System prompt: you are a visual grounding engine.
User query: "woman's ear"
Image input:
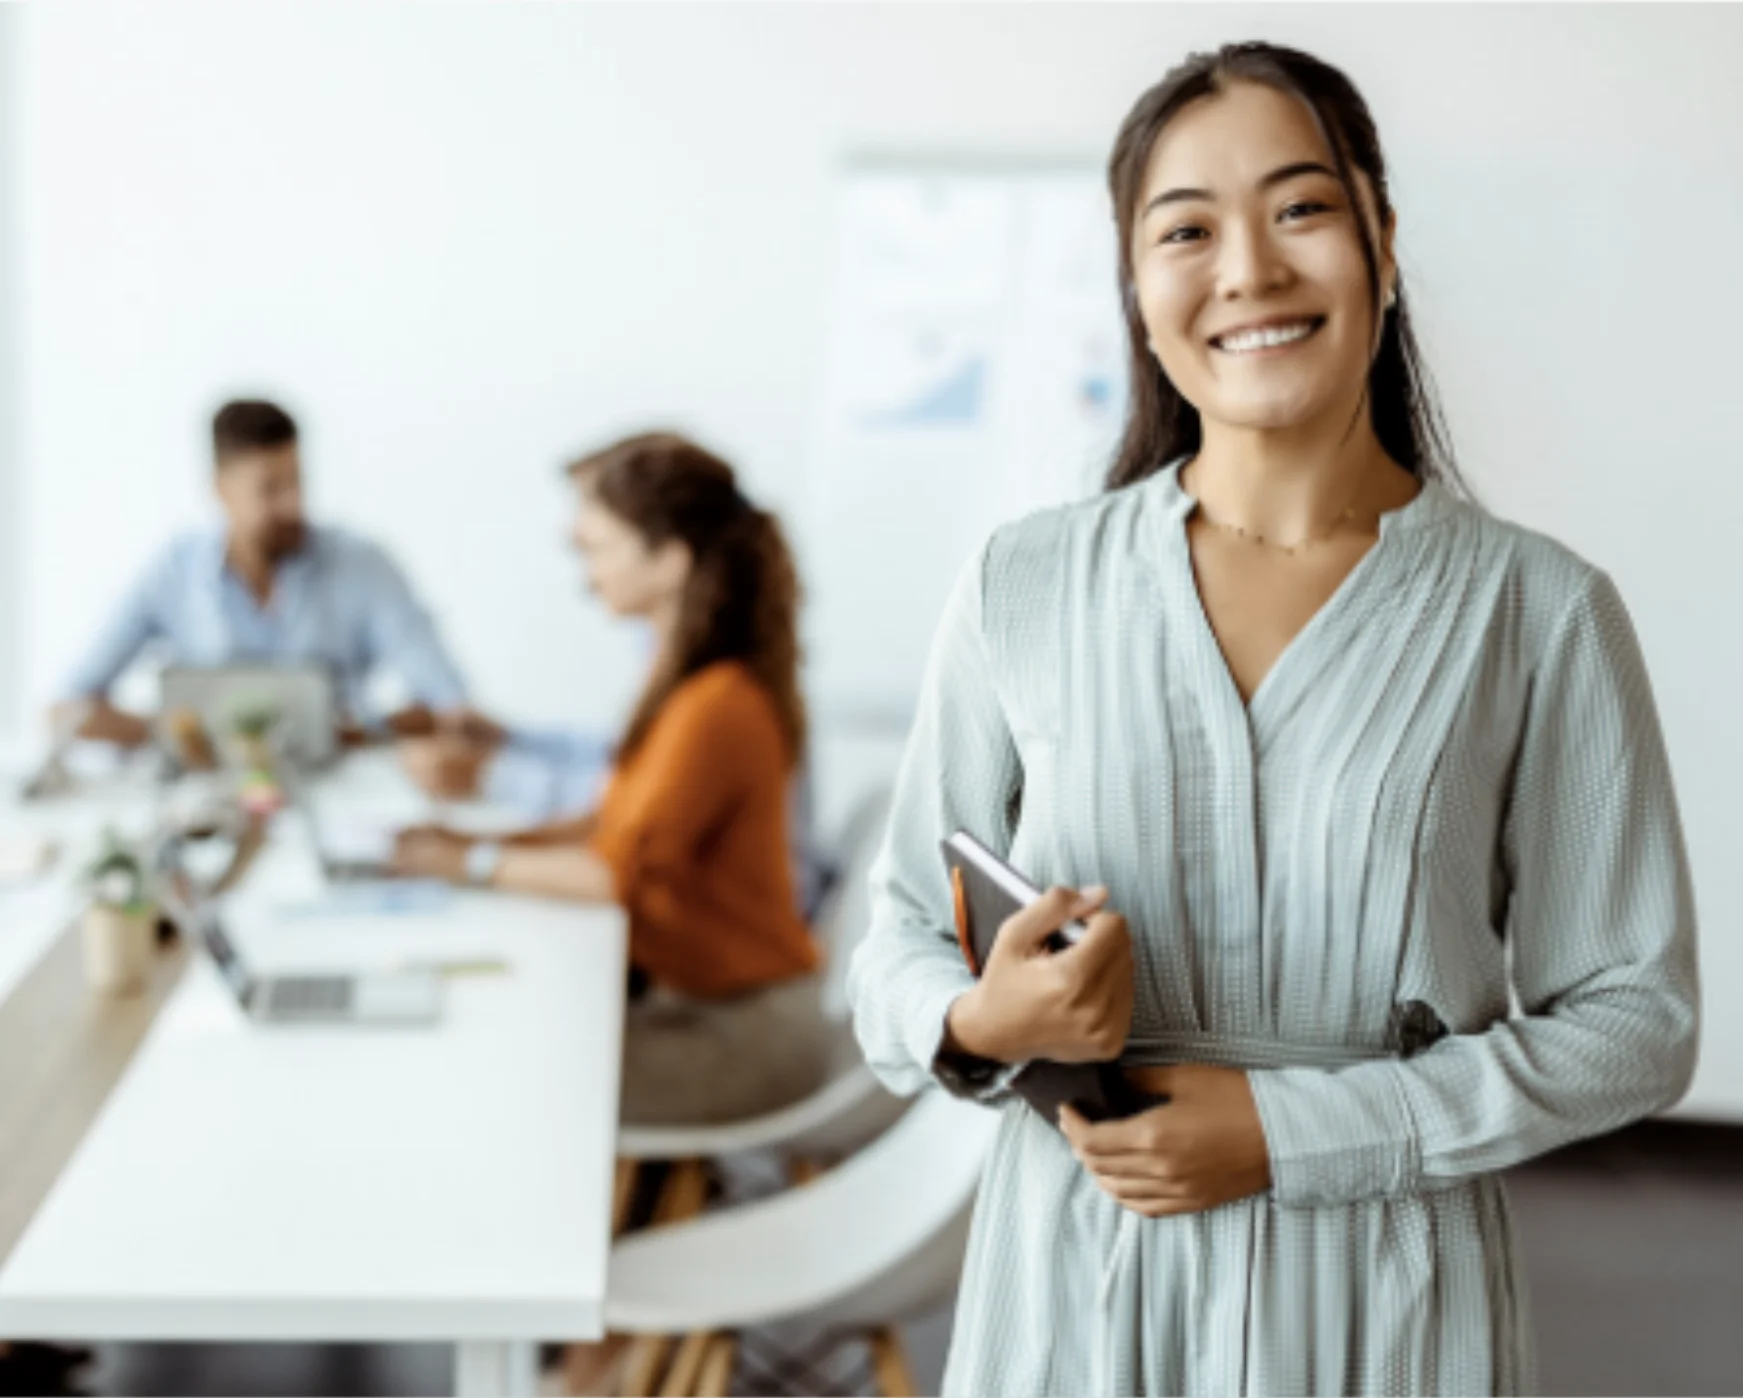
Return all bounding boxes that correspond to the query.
[1380,207,1399,304]
[650,537,693,598]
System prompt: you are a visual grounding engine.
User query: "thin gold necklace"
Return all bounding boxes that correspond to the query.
[1188,475,1368,557]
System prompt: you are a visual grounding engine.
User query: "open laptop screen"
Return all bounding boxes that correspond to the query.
[158,663,339,770]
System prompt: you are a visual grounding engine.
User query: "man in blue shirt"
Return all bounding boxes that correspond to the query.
[54,399,489,748]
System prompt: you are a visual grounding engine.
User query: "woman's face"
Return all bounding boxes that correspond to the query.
[569,491,690,620]
[1129,80,1395,438]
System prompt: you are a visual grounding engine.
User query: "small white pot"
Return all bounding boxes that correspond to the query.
[81,903,157,996]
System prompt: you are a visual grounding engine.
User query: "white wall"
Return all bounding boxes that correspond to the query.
[9,2,1743,1114]
[0,5,18,738]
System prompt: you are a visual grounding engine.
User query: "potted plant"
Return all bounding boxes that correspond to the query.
[228,700,280,772]
[227,700,288,814]
[79,828,157,995]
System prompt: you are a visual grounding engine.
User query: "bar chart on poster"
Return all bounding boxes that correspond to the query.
[803,158,1128,726]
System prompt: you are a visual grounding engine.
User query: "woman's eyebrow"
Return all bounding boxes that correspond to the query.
[1140,160,1339,220]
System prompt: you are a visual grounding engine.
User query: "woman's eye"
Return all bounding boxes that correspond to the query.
[1280,200,1333,221]
[1159,224,1206,246]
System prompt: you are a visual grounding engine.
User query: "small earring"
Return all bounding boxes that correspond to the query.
[1384,286,1398,310]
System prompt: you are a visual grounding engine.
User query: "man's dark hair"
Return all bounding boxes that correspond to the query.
[212,399,298,466]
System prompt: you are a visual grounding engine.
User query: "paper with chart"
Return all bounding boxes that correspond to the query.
[808,163,1128,722]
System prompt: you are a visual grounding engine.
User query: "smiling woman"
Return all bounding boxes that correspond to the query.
[848,39,1699,1398]
[1105,43,1458,500]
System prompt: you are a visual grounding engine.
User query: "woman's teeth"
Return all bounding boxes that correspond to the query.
[1216,320,1318,353]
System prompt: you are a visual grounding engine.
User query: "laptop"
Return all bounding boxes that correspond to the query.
[195,908,445,1025]
[296,795,400,884]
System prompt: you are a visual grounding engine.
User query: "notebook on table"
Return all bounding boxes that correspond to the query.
[940,829,1166,1129]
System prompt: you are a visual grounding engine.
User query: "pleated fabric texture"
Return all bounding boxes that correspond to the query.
[846,459,1699,1397]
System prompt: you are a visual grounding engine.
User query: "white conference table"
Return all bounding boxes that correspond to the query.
[0,755,627,1397]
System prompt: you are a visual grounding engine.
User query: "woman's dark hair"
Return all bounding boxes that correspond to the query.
[566,432,806,766]
[1104,41,1463,495]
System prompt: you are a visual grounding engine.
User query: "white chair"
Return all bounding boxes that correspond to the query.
[606,1089,999,1395]
[613,784,902,1168]
[580,785,925,1396]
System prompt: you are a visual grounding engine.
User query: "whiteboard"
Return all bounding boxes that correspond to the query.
[802,158,1128,725]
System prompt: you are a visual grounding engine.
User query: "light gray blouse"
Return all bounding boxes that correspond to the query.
[846,459,1699,1396]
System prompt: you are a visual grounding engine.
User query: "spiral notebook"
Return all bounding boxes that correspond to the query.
[940,830,1164,1127]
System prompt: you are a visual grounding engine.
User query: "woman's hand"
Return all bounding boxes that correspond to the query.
[945,886,1135,1065]
[390,824,474,883]
[1058,1064,1272,1217]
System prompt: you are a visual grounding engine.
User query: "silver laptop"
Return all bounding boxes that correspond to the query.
[294,791,399,884]
[197,909,444,1026]
[158,662,340,770]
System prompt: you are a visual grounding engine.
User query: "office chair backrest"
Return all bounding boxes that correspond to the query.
[812,784,894,1021]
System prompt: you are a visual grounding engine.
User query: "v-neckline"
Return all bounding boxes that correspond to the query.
[221,541,307,620]
[1157,460,1437,731]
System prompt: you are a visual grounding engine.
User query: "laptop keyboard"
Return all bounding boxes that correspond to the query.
[263,976,355,1016]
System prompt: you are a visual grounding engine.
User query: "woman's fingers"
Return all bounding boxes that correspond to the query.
[1073,909,1126,955]
[392,829,454,870]
[1067,885,1110,921]
[1061,1105,1167,1170]
[1098,1188,1201,1218]
[395,823,449,844]
[1066,1148,1198,1208]
[997,886,1088,956]
[1069,916,1135,999]
[1064,1097,1168,1150]
[1076,1144,1172,1174]
[1080,1163,1189,1192]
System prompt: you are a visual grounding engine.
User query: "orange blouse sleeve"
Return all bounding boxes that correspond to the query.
[587,669,790,982]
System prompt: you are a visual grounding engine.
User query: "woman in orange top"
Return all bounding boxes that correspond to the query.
[392,432,828,1125]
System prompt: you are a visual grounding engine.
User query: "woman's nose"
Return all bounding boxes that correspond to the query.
[1216,215,1289,301]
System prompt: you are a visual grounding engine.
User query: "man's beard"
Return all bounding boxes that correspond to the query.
[260,520,308,561]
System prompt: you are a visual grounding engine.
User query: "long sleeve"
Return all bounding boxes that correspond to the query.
[846,543,1027,1099]
[589,679,764,898]
[59,550,172,699]
[1249,569,1701,1207]
[484,726,613,820]
[588,666,814,997]
[356,543,470,710]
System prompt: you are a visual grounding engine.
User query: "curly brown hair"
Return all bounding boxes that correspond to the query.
[566,432,806,767]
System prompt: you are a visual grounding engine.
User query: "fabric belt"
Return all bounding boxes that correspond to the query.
[1119,1029,1395,1072]
[1088,1030,1401,1395]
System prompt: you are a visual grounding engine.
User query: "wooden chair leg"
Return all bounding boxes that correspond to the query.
[553,1159,647,1394]
[869,1325,917,1397]
[657,1331,712,1397]
[693,1334,736,1398]
[611,1158,639,1238]
[617,1336,673,1398]
[615,1161,712,1396]
[652,1159,708,1224]
[559,1333,631,1396]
